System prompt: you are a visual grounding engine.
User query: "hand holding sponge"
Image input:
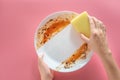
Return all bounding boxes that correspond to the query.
[71,12,90,38]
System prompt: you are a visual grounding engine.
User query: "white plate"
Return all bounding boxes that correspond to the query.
[34,11,93,72]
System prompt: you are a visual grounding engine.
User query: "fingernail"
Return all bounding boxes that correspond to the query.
[38,53,44,58]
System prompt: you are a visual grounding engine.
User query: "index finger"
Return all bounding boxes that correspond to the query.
[88,16,96,31]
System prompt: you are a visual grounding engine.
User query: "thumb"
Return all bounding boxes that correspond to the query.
[38,53,44,64]
[80,33,89,43]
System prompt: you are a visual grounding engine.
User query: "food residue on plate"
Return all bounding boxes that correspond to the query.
[56,43,89,70]
[36,13,77,49]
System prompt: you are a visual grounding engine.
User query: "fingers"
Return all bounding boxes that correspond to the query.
[80,33,89,43]
[88,16,96,31]
[89,16,106,34]
[38,53,44,65]
[92,17,99,29]
[92,17,103,29]
[39,53,44,59]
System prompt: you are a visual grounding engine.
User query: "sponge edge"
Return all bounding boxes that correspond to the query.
[71,11,90,38]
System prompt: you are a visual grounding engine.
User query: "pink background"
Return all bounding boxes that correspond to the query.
[0,0,120,80]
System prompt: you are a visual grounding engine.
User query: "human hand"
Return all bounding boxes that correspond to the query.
[80,16,120,80]
[80,16,111,57]
[38,54,54,80]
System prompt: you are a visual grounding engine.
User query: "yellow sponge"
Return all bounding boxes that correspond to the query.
[71,11,90,38]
